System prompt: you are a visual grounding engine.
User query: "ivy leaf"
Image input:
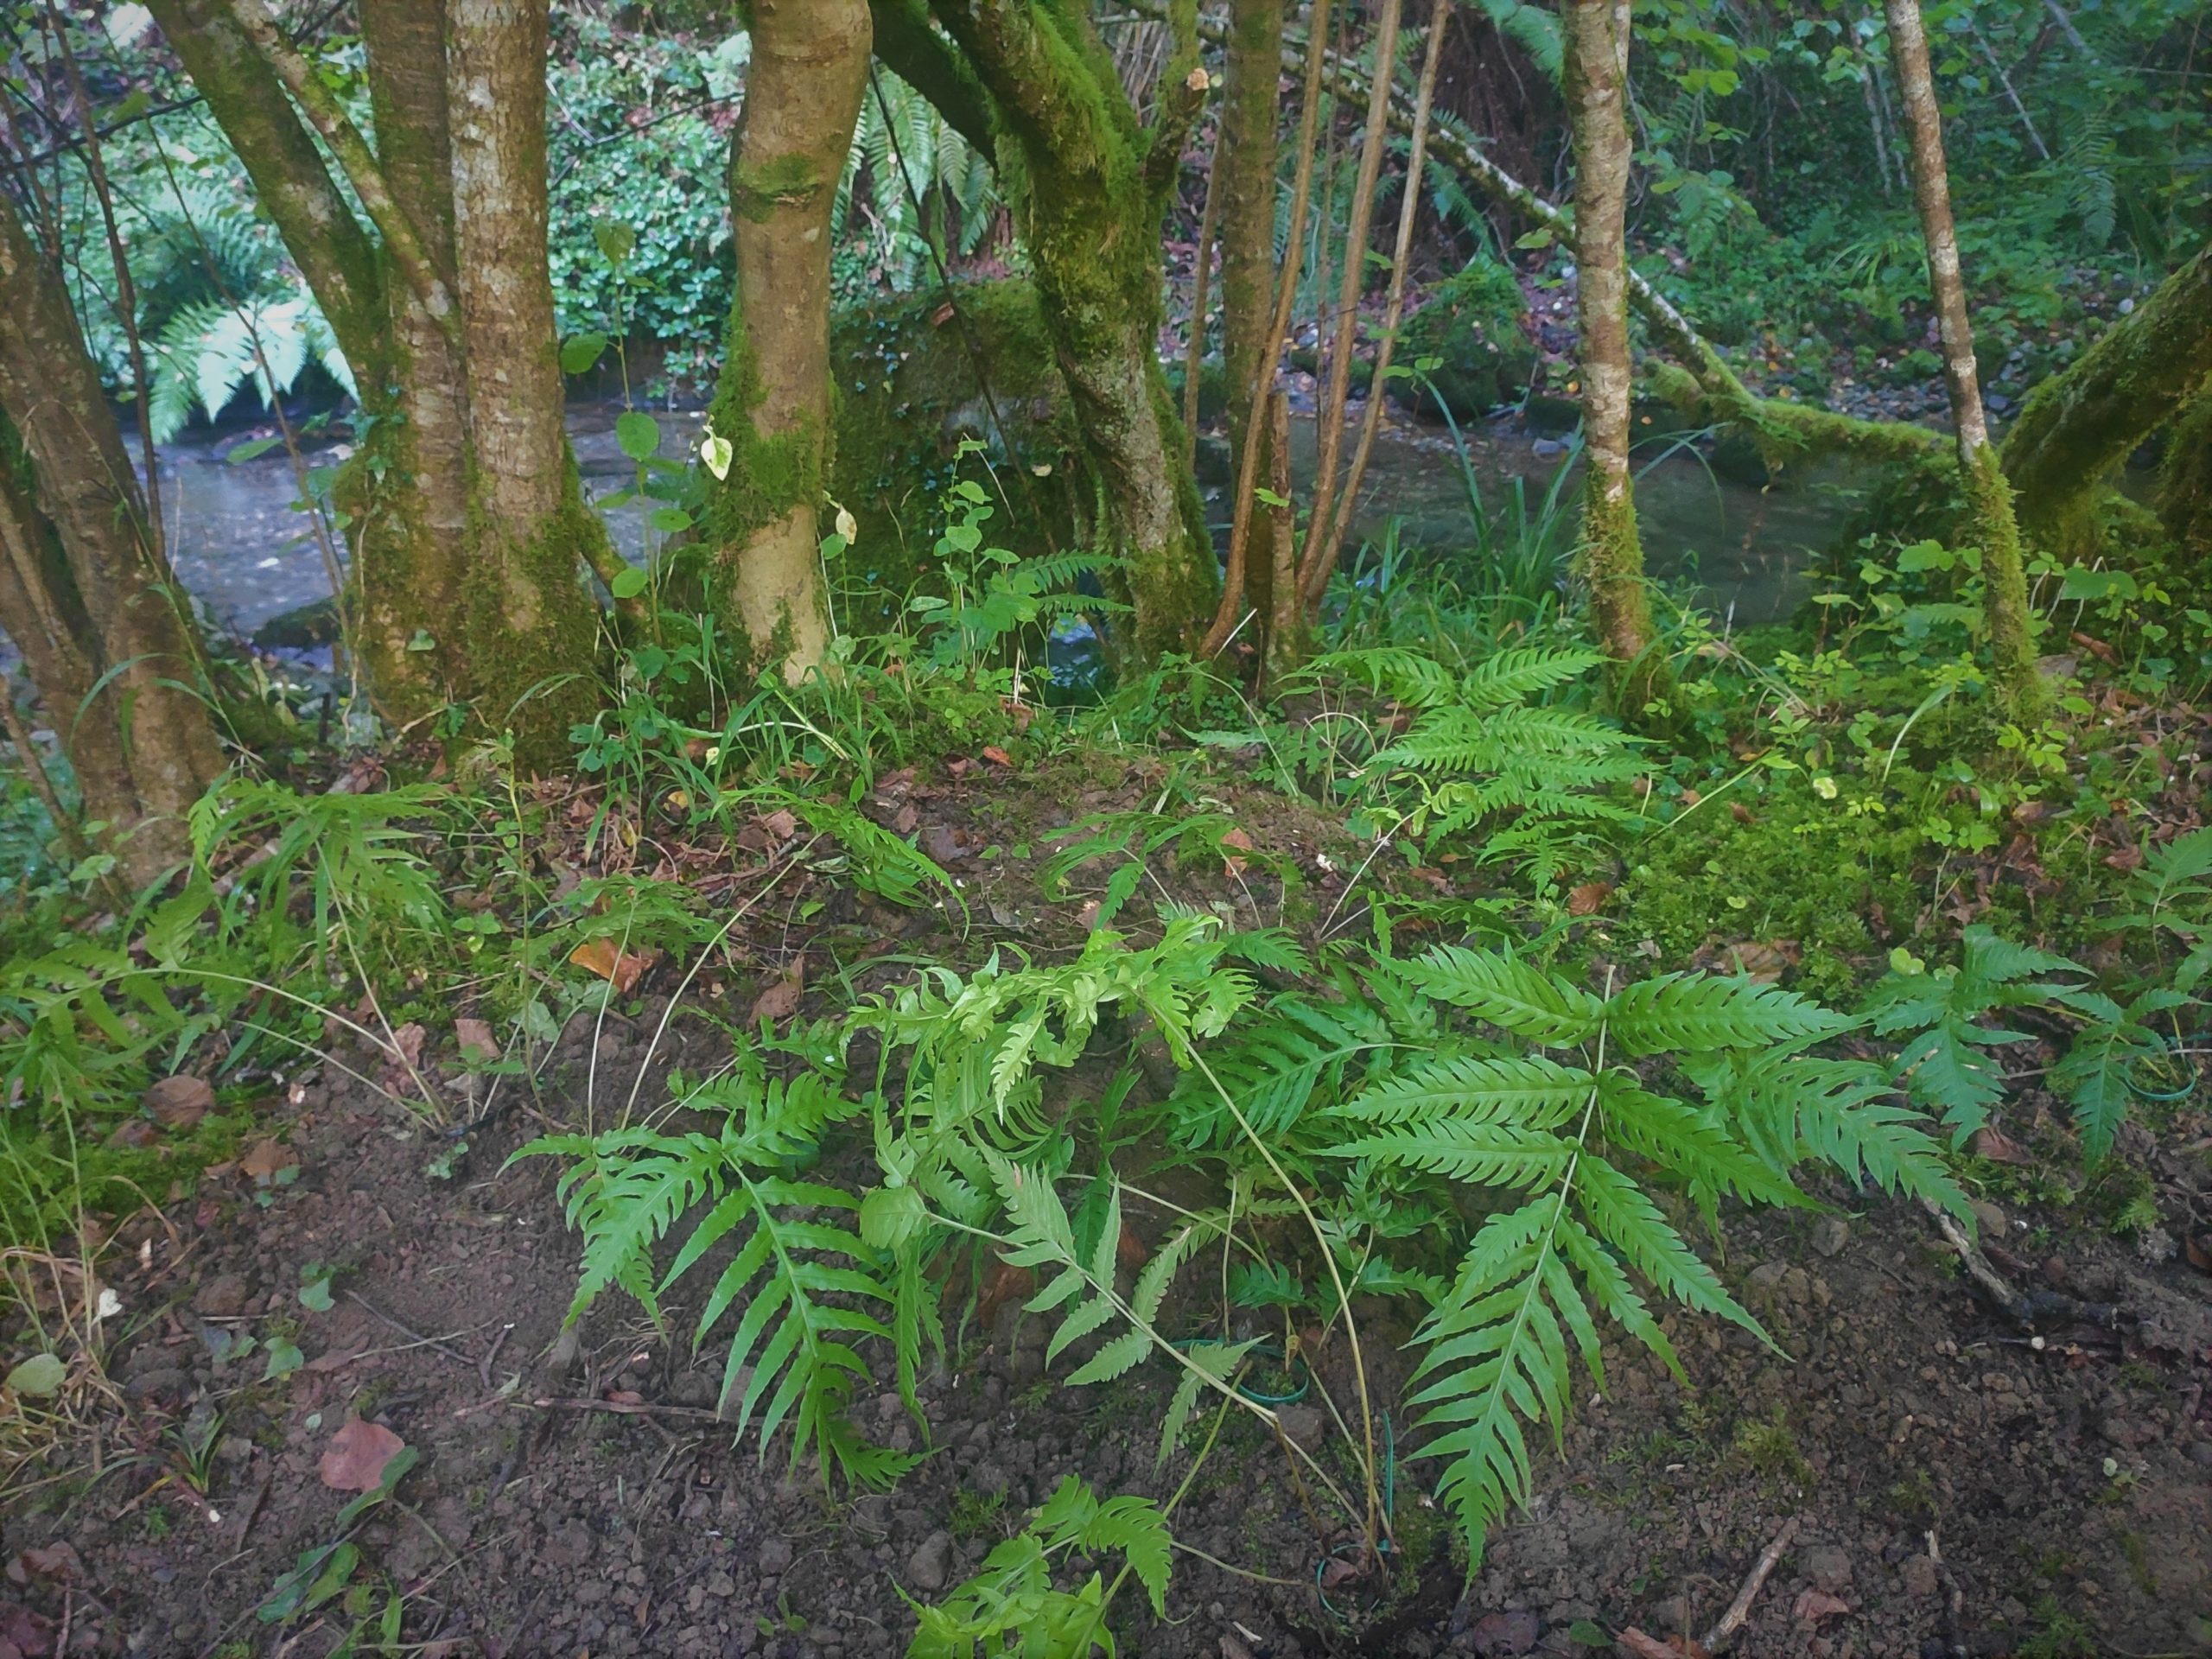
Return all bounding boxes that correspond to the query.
[701,430,734,480]
[594,220,636,265]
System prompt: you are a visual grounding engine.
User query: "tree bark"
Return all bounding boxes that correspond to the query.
[2000,240,2212,549]
[1212,0,1285,658]
[445,0,603,750]
[707,0,872,678]
[1885,0,2042,718]
[2159,391,2212,568]
[0,198,223,882]
[1563,0,1664,709]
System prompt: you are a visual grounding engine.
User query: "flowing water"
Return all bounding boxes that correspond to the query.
[149,397,1872,645]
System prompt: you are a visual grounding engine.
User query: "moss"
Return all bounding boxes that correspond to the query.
[2158,391,2212,565]
[460,465,607,772]
[1580,480,1674,721]
[1958,442,2045,721]
[826,280,1085,622]
[1396,257,1537,422]
[730,151,830,222]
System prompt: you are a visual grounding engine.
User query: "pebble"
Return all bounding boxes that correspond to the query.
[1274,1403,1326,1453]
[1969,1200,2009,1238]
[757,1537,793,1576]
[193,1274,253,1318]
[1809,1216,1849,1257]
[1802,1544,1853,1592]
[1903,1554,1940,1598]
[906,1529,953,1592]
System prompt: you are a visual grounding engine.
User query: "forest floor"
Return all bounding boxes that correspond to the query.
[5,761,2211,1659]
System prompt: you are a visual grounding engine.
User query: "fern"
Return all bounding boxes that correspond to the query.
[516,1071,908,1487]
[906,1476,1170,1657]
[1402,944,1605,1046]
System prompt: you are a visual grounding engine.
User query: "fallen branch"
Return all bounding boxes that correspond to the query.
[1920,1198,2120,1331]
[1702,1515,1799,1652]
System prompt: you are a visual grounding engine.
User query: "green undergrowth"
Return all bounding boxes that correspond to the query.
[5,473,2211,1651]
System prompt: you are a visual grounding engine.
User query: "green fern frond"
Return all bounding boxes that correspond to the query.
[1458,645,1608,710]
[1603,972,1847,1057]
[1593,1074,1804,1209]
[1332,1052,1593,1127]
[1402,946,1603,1046]
[1327,1121,1577,1186]
[1573,1159,1770,1348]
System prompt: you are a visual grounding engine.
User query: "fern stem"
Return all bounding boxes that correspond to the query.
[1185,1045,1385,1559]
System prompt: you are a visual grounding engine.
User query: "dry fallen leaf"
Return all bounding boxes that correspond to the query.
[981,746,1014,767]
[238,1138,299,1186]
[144,1075,213,1128]
[454,1018,499,1064]
[1611,1630,1687,1659]
[1968,1125,2032,1165]
[1567,880,1613,916]
[569,937,659,995]
[749,958,807,1027]
[1792,1589,1852,1623]
[757,808,799,842]
[319,1418,405,1492]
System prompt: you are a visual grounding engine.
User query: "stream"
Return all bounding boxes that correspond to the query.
[150,396,1872,646]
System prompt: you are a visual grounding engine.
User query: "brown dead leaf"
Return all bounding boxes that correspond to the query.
[1116,1222,1149,1273]
[980,746,1014,768]
[2103,842,2145,871]
[238,1137,299,1186]
[569,937,658,995]
[1968,1125,2032,1165]
[305,1350,366,1374]
[1730,799,1755,825]
[2070,630,2120,666]
[0,1599,51,1659]
[605,1389,645,1407]
[105,1118,161,1149]
[1567,880,1613,916]
[144,1074,213,1128]
[1791,1589,1852,1623]
[748,958,807,1027]
[1318,1557,1362,1590]
[1219,829,1255,854]
[8,1544,81,1584]
[1728,938,1801,982]
[2183,1232,2210,1274]
[1678,788,1702,810]
[1611,1628,1683,1659]
[454,1018,499,1064]
[319,1418,405,1492]
[1077,899,1102,931]
[758,808,799,842]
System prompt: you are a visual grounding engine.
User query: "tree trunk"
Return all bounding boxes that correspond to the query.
[153,0,612,760]
[445,0,603,754]
[1884,0,2043,719]
[0,200,224,883]
[893,0,1217,662]
[1214,0,1285,664]
[2000,239,2212,550]
[1563,0,1664,710]
[706,0,872,678]
[2159,391,2212,567]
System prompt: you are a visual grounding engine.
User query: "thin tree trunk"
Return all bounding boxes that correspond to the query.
[1209,0,1287,653]
[1300,0,1402,607]
[1563,0,1665,709]
[446,0,603,754]
[1199,0,1331,666]
[1885,0,2043,717]
[706,0,873,678]
[0,197,223,880]
[1299,0,1448,610]
[2160,392,2212,567]
[1181,148,1220,471]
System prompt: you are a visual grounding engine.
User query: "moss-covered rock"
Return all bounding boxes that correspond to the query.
[1392,258,1537,423]
[829,280,1084,626]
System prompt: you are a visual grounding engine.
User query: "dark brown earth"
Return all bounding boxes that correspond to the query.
[3,763,2209,1659]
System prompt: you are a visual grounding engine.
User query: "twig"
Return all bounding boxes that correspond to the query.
[479,1323,513,1389]
[1701,1515,1799,1652]
[345,1294,478,1370]
[1923,1198,2026,1316]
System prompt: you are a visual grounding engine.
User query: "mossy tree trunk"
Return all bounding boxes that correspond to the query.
[0,198,225,884]
[706,0,872,679]
[880,0,1217,660]
[1563,0,1666,712]
[1884,0,2043,719]
[150,0,608,764]
[1215,0,1285,667]
[2159,391,2212,567]
[2000,239,2212,552]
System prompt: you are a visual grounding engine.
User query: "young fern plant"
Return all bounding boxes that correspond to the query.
[1313,944,1968,1558]
[514,1066,918,1490]
[1306,644,1647,883]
